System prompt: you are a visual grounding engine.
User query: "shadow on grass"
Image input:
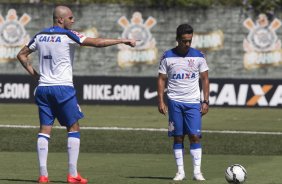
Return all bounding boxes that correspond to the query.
[0,178,67,183]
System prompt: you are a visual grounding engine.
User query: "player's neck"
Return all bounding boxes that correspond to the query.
[53,23,64,29]
[175,47,189,56]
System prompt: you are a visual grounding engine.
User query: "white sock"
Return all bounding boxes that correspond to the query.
[37,133,50,177]
[174,149,184,174]
[68,133,80,177]
[190,148,202,175]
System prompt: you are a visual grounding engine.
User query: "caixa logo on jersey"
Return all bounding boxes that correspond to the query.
[172,73,196,79]
[0,9,31,62]
[208,79,282,107]
[38,35,61,42]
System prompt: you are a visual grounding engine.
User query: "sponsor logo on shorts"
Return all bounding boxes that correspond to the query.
[168,121,175,132]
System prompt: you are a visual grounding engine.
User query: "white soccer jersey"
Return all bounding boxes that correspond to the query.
[27,26,86,86]
[158,48,209,103]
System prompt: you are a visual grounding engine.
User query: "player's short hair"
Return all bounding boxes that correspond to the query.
[176,24,193,39]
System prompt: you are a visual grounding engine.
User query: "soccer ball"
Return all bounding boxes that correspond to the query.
[225,164,247,184]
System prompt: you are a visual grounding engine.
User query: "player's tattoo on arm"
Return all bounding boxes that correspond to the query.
[22,60,33,68]
[18,47,33,68]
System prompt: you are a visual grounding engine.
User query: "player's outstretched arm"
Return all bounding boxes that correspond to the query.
[81,37,136,47]
[17,46,40,80]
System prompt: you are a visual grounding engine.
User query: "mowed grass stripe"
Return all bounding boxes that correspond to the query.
[1,104,282,132]
[2,124,282,135]
[1,104,282,155]
[1,127,282,155]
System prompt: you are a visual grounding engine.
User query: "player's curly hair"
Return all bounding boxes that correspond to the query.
[176,24,193,39]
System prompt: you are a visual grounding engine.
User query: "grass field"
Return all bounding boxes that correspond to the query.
[1,103,282,131]
[1,152,282,184]
[1,104,282,184]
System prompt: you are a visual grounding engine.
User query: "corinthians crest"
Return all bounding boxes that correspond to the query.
[117,12,158,67]
[0,9,31,62]
[243,14,282,69]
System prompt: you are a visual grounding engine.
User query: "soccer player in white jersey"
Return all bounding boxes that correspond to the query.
[17,5,136,184]
[157,24,209,181]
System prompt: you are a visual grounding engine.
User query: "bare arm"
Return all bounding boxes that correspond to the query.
[17,46,40,80]
[200,70,210,115]
[157,73,167,115]
[81,37,136,47]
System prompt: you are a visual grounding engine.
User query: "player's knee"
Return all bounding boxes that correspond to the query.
[39,125,52,135]
[174,136,184,143]
[67,122,80,132]
[189,134,200,143]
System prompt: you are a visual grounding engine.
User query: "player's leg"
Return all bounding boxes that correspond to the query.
[67,123,82,178]
[173,136,186,180]
[168,99,186,181]
[188,135,205,180]
[184,103,205,181]
[37,126,52,183]
[66,122,87,183]
[54,86,87,183]
[35,86,55,183]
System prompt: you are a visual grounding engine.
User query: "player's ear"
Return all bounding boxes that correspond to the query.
[58,17,64,24]
[176,37,180,44]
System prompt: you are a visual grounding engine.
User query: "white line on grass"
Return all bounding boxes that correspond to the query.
[1,124,282,135]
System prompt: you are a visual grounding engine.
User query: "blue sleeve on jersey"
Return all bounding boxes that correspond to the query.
[38,26,82,45]
[187,48,205,58]
[66,30,82,44]
[27,36,35,47]
[163,47,205,58]
[163,49,176,59]
[27,27,51,48]
[162,48,205,59]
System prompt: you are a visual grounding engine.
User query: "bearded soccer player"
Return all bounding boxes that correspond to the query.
[157,24,209,181]
[17,5,136,184]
